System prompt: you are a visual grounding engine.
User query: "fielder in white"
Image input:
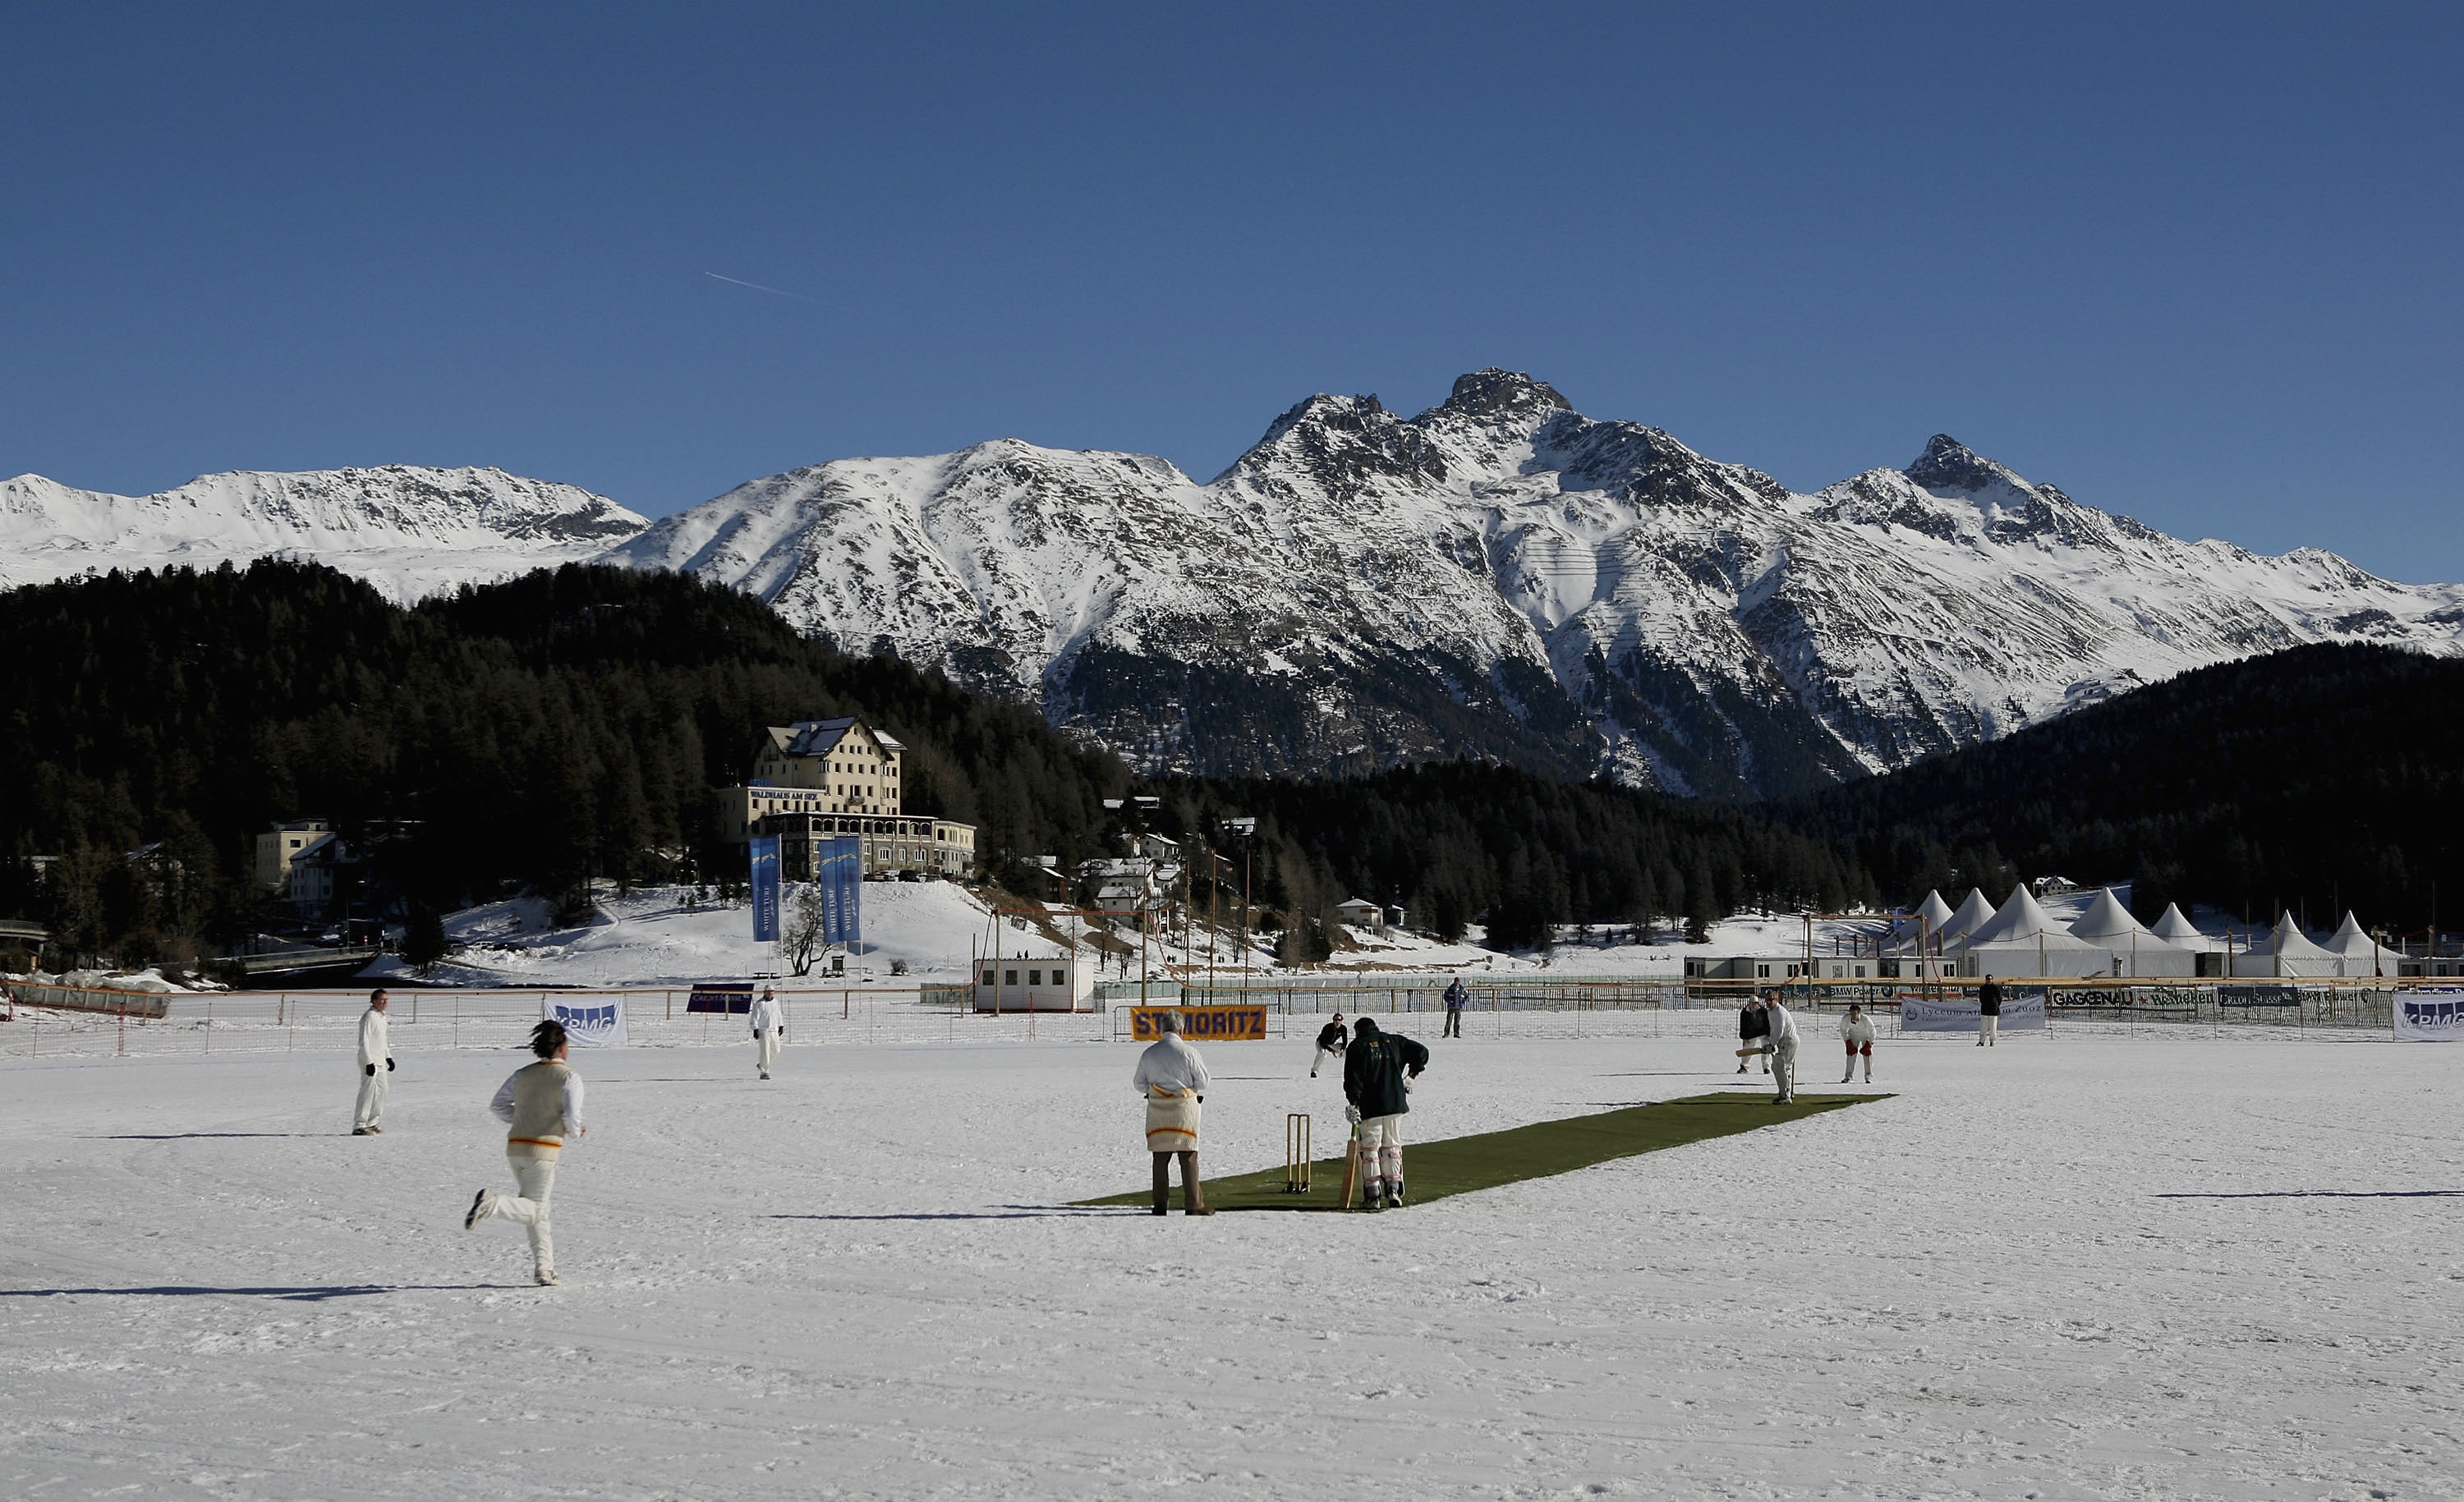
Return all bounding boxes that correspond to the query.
[750,985,784,1079]
[1839,1002,1876,1083]
[352,989,391,1135]
[1762,991,1800,1105]
[1133,1011,1211,1216]
[464,1018,586,1286]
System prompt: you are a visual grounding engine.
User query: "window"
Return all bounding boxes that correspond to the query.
[1028,970,1042,985]
[1004,970,1018,986]
[1755,964,1770,978]
[1050,965,1066,982]
[980,969,995,987]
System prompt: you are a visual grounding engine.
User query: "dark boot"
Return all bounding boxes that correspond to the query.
[1178,1151,1212,1215]
[1151,1154,1170,1215]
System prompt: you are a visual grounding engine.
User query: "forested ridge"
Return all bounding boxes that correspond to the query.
[4,563,2454,967]
[1787,642,2464,934]
[0,562,1849,963]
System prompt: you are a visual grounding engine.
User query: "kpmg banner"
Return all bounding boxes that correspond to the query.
[749,836,781,943]
[545,995,627,1047]
[1901,991,2049,1033]
[2394,987,2464,1042]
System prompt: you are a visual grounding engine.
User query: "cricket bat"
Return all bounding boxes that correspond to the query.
[1340,1124,1362,1209]
[1734,1045,1769,1058]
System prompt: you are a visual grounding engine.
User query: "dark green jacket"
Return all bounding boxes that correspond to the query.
[1343,1026,1428,1118]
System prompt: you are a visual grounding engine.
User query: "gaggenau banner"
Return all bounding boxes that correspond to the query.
[2393,988,2464,1042]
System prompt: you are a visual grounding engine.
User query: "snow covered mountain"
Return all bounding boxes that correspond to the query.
[0,466,648,601]
[605,370,2464,796]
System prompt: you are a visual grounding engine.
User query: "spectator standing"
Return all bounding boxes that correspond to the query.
[1978,976,2003,1048]
[352,989,392,1136]
[1441,977,1469,1038]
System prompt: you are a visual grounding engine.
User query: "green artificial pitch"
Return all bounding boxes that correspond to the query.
[1075,1091,1890,1212]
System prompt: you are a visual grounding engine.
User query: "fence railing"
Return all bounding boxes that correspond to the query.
[2,973,2441,1061]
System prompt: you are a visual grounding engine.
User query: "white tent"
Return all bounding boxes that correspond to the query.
[2232,913,2342,978]
[2322,912,2398,978]
[2149,903,2213,950]
[1961,884,2121,978]
[1896,889,1956,944]
[1939,888,1997,948]
[2068,888,2197,977]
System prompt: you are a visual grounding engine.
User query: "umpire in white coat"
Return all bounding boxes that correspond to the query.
[749,986,784,1079]
[352,989,391,1135]
[1133,1012,1212,1216]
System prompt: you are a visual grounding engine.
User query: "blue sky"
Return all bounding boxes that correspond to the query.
[4,3,2458,578]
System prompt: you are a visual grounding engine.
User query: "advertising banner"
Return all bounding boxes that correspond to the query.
[833,835,862,948]
[686,981,752,1014]
[2394,988,2464,1042]
[749,836,781,943]
[2220,985,2303,1008]
[1901,991,2048,1033]
[1127,1004,1268,1042]
[545,994,627,1046]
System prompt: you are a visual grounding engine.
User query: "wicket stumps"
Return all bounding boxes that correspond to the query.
[1285,1113,1312,1193]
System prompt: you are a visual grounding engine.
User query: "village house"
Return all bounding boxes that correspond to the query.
[715,716,977,880]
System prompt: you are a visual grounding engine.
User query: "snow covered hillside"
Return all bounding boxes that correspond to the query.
[0,466,647,601]
[606,370,2464,796]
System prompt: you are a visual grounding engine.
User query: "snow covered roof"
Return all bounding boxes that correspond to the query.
[1334,896,1382,912]
[2070,888,2156,944]
[2149,903,2209,944]
[1940,888,1998,944]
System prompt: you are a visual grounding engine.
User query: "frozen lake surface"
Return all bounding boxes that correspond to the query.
[1,1017,2454,1500]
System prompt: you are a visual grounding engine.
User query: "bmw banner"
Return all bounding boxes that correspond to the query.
[2394,987,2464,1041]
[749,836,781,943]
[545,995,627,1047]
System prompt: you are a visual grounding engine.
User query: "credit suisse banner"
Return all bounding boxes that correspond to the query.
[1128,1004,1268,1042]
[545,995,628,1047]
[2394,987,2464,1042]
[1900,991,2048,1032]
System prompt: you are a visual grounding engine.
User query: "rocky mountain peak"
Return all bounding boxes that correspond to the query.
[1434,369,1572,423]
[1904,434,2014,494]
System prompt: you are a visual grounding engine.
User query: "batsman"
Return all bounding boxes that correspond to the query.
[1341,1016,1428,1210]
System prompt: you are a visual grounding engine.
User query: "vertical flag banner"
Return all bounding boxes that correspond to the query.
[837,835,863,949]
[819,838,844,948]
[749,836,781,943]
[545,995,627,1046]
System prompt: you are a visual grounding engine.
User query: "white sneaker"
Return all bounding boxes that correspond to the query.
[464,1190,491,1229]
[535,1269,561,1287]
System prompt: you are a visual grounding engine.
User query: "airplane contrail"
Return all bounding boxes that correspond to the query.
[705,271,825,304]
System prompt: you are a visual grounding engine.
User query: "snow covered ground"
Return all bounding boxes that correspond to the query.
[2,1019,2453,1500]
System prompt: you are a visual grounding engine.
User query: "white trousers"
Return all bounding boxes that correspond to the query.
[354,1068,388,1130]
[1312,1047,1340,1076]
[1979,1015,1999,1045]
[490,1157,558,1275]
[756,1029,781,1071]
[1769,1036,1798,1100]
[1359,1114,1404,1182]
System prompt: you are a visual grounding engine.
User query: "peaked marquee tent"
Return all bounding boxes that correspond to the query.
[2068,888,2198,977]
[1957,884,2119,978]
[2323,912,2399,977]
[2149,903,2213,950]
[1896,889,1956,943]
[2232,913,2343,978]
[1938,888,1998,949]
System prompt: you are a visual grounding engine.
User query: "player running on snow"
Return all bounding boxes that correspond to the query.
[464,1018,586,1285]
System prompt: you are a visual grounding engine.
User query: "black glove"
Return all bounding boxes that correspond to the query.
[365,1063,375,1077]
[386,1059,395,1072]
